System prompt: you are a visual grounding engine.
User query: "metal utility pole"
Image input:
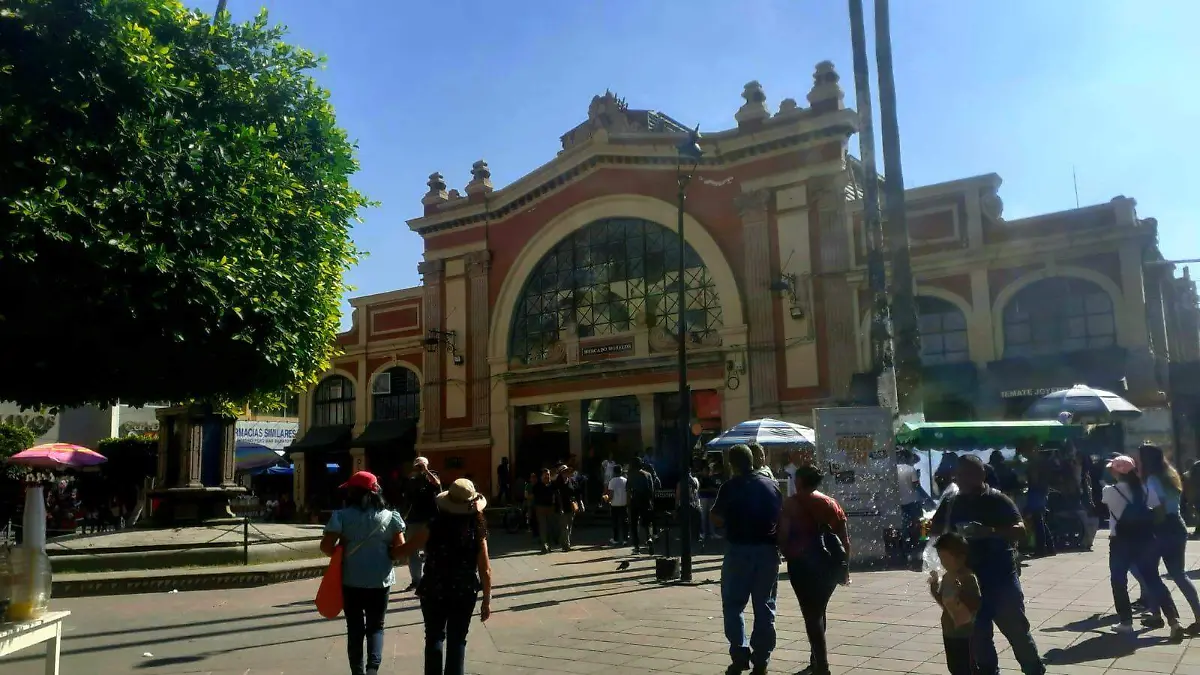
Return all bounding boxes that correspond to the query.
[675,127,703,583]
[874,0,923,417]
[848,0,897,412]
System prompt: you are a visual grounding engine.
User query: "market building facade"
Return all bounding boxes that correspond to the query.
[290,61,1200,507]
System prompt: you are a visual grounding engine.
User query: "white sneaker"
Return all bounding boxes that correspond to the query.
[1116,622,1135,634]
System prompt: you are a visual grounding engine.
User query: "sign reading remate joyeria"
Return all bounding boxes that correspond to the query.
[580,341,633,359]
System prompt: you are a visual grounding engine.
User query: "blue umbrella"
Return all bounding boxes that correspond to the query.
[706,418,816,449]
[235,442,286,472]
[252,463,341,476]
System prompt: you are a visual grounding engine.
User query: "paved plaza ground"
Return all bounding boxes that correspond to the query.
[6,527,1200,674]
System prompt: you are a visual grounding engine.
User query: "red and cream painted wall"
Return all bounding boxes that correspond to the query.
[295,59,1200,492]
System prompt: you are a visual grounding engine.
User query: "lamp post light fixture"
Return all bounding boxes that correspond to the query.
[675,125,702,583]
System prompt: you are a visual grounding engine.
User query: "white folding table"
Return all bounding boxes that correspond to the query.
[0,610,70,675]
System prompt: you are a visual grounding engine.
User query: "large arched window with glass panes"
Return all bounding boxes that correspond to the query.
[917,296,970,364]
[312,375,355,427]
[1002,277,1116,358]
[372,367,421,422]
[509,217,723,363]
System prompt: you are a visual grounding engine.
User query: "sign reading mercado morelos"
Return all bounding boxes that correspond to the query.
[235,420,298,450]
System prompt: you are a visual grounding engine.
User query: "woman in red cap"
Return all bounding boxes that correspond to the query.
[319,471,407,675]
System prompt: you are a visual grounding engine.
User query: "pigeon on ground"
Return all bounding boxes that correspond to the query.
[617,561,631,571]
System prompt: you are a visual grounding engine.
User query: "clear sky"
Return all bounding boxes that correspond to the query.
[229,0,1200,319]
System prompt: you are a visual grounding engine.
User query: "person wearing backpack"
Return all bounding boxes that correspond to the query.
[1101,454,1184,639]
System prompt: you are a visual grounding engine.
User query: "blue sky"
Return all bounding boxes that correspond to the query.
[229,0,1200,318]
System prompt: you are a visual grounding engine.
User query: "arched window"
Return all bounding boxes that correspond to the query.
[509,217,723,362]
[1003,276,1116,358]
[372,367,420,422]
[312,375,355,427]
[917,296,969,364]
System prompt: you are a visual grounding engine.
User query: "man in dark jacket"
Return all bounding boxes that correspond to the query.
[627,457,660,554]
[402,456,440,591]
[553,465,580,551]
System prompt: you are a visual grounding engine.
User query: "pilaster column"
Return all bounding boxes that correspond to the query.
[737,190,779,408]
[354,356,368,432]
[185,417,203,488]
[468,250,492,430]
[419,260,445,441]
[155,412,170,486]
[220,418,237,488]
[1118,241,1149,350]
[349,448,367,473]
[815,178,857,400]
[290,452,307,508]
[568,400,585,465]
[637,393,657,452]
[968,268,996,363]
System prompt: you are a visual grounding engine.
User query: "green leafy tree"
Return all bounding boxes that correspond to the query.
[0,422,36,482]
[96,434,159,523]
[0,1,367,411]
[0,423,37,462]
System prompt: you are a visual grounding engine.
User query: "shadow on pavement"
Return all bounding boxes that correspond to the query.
[1043,632,1154,665]
[1040,612,1119,633]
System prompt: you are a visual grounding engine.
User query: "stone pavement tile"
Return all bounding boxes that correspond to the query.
[828,642,887,657]
[877,646,937,662]
[1113,653,1181,672]
[1176,664,1200,675]
[825,651,870,668]
[906,662,956,675]
[666,662,731,675]
[1044,665,1110,675]
[856,656,927,672]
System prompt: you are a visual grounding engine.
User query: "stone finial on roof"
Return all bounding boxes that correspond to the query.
[422,172,449,207]
[807,61,844,113]
[735,80,770,126]
[466,160,493,196]
[448,189,462,200]
[777,98,800,117]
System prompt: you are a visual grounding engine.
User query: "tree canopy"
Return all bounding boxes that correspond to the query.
[0,423,37,462]
[0,0,367,411]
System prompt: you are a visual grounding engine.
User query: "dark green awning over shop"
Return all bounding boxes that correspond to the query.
[288,425,352,453]
[351,419,416,449]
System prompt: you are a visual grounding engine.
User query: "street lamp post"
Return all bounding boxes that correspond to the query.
[676,126,703,583]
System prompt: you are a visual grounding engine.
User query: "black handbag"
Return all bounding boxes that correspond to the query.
[817,524,847,570]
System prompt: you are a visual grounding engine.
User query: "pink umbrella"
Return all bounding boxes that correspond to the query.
[8,443,108,470]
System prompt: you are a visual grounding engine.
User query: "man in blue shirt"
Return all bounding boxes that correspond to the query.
[710,444,783,675]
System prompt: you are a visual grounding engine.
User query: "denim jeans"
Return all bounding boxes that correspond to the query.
[1158,515,1200,621]
[407,522,428,585]
[343,585,389,675]
[1110,533,1178,625]
[721,543,780,668]
[421,594,478,675]
[971,575,1045,675]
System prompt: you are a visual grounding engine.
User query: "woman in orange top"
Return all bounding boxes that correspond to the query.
[778,464,850,675]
